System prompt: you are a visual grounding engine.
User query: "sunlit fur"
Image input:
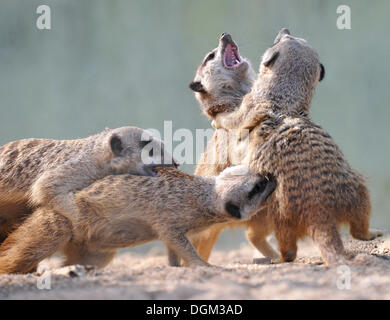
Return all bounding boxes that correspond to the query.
[0,166,276,273]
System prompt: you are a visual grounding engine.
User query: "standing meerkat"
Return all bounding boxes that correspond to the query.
[188,33,279,262]
[0,166,276,274]
[212,29,380,264]
[0,126,175,242]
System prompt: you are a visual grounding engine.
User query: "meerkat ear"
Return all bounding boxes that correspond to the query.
[110,135,124,156]
[274,28,290,44]
[263,50,279,68]
[319,63,325,81]
[189,81,206,93]
[225,201,241,219]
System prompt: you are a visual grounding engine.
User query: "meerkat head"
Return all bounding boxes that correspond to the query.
[214,165,276,220]
[257,28,325,115]
[189,33,256,119]
[106,126,177,176]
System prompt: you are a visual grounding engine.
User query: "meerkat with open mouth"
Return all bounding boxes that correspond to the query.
[211,29,380,265]
[187,33,279,263]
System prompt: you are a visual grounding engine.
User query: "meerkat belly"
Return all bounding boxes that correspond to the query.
[87,217,158,250]
[252,122,359,215]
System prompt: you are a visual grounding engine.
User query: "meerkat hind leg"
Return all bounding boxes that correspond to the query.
[350,218,383,241]
[0,208,72,274]
[310,223,347,265]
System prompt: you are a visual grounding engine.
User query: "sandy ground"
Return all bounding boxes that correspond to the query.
[0,235,389,300]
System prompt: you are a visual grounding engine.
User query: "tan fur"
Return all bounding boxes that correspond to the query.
[209,29,379,265]
[0,166,276,273]
[0,126,175,242]
[190,33,255,119]
[189,33,279,262]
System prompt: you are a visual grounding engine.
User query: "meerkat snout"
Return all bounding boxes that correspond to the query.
[216,166,276,220]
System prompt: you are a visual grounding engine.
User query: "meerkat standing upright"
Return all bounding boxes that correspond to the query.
[0,166,276,274]
[212,29,380,264]
[188,33,280,262]
[0,126,175,242]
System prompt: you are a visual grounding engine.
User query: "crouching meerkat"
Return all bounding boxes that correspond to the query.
[0,126,175,243]
[188,33,279,262]
[0,166,276,274]
[212,29,381,264]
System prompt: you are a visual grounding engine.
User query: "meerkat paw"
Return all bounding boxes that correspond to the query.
[270,258,283,264]
[187,260,212,268]
[52,264,96,277]
[354,229,383,241]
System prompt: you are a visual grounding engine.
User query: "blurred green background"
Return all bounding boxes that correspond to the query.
[0,0,389,251]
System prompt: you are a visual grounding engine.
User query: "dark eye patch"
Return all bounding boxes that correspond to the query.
[248,179,267,200]
[225,201,241,219]
[204,52,216,64]
[319,63,325,81]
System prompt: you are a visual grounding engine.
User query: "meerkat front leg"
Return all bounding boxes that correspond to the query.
[167,247,181,267]
[0,208,72,274]
[161,232,211,267]
[349,210,383,241]
[274,224,298,263]
[30,163,90,223]
[212,104,266,131]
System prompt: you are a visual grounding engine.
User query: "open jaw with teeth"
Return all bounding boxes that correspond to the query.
[223,43,242,68]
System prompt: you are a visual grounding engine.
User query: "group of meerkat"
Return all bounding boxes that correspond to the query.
[0,123,274,273]
[188,29,380,265]
[0,28,380,274]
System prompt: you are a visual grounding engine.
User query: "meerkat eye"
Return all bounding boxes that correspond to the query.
[248,179,267,200]
[149,148,154,158]
[205,52,215,63]
[225,201,241,219]
[319,63,325,81]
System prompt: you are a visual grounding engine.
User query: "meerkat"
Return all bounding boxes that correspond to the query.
[212,29,380,265]
[212,28,324,130]
[189,32,256,119]
[188,33,279,263]
[0,166,276,274]
[0,126,175,242]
